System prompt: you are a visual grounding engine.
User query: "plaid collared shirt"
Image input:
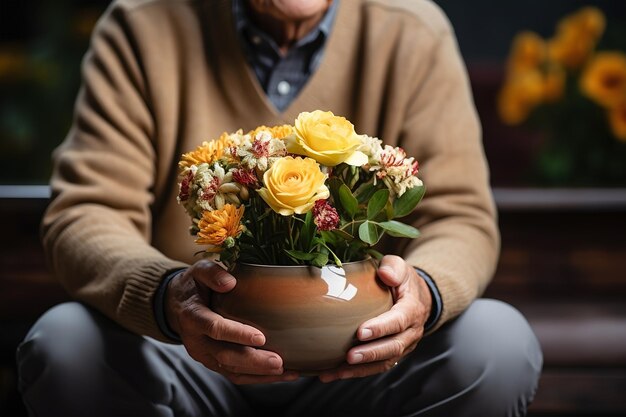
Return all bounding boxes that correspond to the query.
[232,0,339,112]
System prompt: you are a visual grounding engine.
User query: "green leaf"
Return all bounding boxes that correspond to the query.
[355,182,377,204]
[367,189,390,220]
[300,211,315,251]
[366,248,384,260]
[378,220,420,238]
[320,229,354,245]
[393,185,426,218]
[311,252,329,268]
[328,177,344,205]
[338,184,359,219]
[358,221,380,245]
[285,250,317,261]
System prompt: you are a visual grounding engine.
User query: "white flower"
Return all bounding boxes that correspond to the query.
[181,162,242,214]
[233,130,287,172]
[358,134,383,164]
[369,145,421,197]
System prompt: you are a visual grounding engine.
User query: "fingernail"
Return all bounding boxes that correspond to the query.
[268,356,281,369]
[218,276,235,287]
[360,328,373,340]
[351,352,363,364]
[252,334,265,346]
[379,266,395,279]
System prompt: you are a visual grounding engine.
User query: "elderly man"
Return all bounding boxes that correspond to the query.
[17,0,542,415]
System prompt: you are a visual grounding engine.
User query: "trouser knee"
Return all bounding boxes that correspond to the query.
[444,299,543,416]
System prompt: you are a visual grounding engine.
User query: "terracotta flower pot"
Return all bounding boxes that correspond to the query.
[211,259,393,372]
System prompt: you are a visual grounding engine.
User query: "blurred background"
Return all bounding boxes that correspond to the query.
[1,1,625,416]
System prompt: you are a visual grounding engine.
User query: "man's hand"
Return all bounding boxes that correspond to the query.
[319,255,432,383]
[165,260,299,384]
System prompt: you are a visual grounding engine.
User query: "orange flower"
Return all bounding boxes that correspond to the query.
[195,204,245,251]
[580,52,626,108]
[608,103,626,142]
[548,7,605,69]
[506,31,546,74]
[248,124,294,140]
[498,70,545,125]
[179,132,232,169]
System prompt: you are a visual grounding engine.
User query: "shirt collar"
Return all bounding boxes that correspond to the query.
[232,0,338,50]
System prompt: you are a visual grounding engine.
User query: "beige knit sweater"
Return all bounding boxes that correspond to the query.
[42,0,500,342]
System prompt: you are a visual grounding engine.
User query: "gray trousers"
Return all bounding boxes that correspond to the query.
[16,299,542,417]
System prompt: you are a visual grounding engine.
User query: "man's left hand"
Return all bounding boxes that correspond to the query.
[318,255,432,382]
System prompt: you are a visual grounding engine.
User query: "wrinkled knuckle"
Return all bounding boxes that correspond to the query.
[397,311,411,331]
[205,318,222,339]
[391,338,405,356]
[368,349,383,362]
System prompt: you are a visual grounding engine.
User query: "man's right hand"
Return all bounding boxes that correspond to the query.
[165,260,299,384]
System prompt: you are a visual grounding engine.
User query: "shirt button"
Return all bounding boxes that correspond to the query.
[251,35,262,45]
[277,81,291,96]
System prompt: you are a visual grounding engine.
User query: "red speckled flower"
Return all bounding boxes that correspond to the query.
[313,199,339,231]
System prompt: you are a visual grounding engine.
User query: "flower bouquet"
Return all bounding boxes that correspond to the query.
[498,6,626,186]
[177,110,425,269]
[176,110,425,371]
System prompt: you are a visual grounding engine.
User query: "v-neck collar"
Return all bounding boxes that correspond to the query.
[206,0,362,124]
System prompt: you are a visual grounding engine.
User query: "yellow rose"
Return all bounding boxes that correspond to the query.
[287,110,368,167]
[257,156,330,216]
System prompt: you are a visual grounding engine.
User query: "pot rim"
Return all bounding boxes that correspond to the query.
[235,257,375,269]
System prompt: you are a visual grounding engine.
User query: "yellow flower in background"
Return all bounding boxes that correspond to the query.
[543,65,566,102]
[580,52,626,108]
[248,124,293,140]
[257,156,329,216]
[179,132,232,169]
[498,69,545,125]
[608,103,626,142]
[288,110,368,167]
[548,7,605,69]
[559,6,606,42]
[195,204,245,251]
[506,31,546,74]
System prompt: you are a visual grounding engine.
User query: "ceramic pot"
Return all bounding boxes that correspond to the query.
[211,259,393,372]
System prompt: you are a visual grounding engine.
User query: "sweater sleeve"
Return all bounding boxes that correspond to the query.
[395,20,500,332]
[41,2,187,341]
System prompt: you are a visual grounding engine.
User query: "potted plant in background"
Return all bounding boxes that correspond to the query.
[177,110,425,372]
[498,6,626,186]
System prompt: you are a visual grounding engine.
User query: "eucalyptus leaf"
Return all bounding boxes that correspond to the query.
[358,221,380,245]
[367,189,390,220]
[378,220,420,238]
[338,184,359,219]
[393,185,425,218]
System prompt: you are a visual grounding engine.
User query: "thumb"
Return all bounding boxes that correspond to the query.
[190,260,237,293]
[377,255,406,288]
